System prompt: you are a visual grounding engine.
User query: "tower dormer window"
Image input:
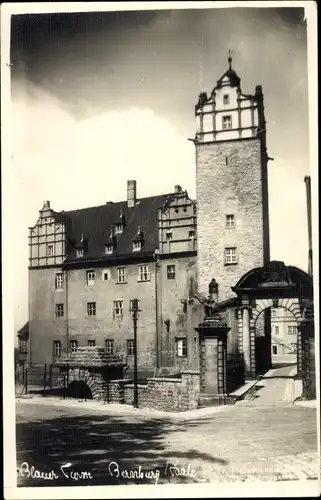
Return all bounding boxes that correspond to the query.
[223,94,230,105]
[115,224,123,234]
[222,115,232,130]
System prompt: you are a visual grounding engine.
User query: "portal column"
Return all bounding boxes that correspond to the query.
[298,305,315,399]
[242,305,251,377]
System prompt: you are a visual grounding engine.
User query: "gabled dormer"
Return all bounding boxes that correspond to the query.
[114,210,126,235]
[132,226,144,252]
[105,230,117,255]
[75,234,88,258]
[158,185,197,254]
[28,200,67,268]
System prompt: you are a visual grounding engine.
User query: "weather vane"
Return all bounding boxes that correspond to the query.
[228,48,233,69]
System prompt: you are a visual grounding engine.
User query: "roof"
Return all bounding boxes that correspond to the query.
[17,321,29,335]
[54,346,127,369]
[62,193,173,263]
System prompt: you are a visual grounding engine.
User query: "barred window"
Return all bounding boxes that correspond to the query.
[176,338,187,357]
[167,265,176,280]
[138,265,149,282]
[113,301,123,317]
[70,340,78,353]
[226,214,235,228]
[55,303,64,318]
[127,339,136,356]
[105,339,114,355]
[222,115,232,129]
[55,273,64,289]
[117,267,127,284]
[225,247,237,264]
[53,340,61,357]
[87,302,96,316]
[86,270,95,286]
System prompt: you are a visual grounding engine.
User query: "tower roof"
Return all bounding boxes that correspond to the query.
[216,54,241,89]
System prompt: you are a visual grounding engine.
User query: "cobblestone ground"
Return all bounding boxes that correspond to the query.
[15,393,319,487]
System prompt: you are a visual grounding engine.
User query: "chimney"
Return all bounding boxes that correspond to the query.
[174,185,182,193]
[304,176,313,276]
[127,180,137,208]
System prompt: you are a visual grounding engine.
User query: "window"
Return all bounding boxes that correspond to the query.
[113,300,123,318]
[88,340,96,347]
[55,273,64,289]
[226,214,235,228]
[176,338,187,357]
[189,230,195,239]
[166,232,173,241]
[53,340,61,357]
[225,247,237,264]
[47,245,53,257]
[102,270,110,281]
[272,345,278,355]
[167,265,176,280]
[55,303,64,318]
[127,339,136,356]
[291,343,297,353]
[70,340,78,353]
[117,267,127,284]
[76,248,84,258]
[133,241,142,252]
[288,325,298,335]
[86,270,95,286]
[222,115,232,130]
[274,326,279,335]
[272,309,277,317]
[105,339,114,355]
[87,302,96,316]
[129,299,140,311]
[138,265,150,282]
[105,244,113,254]
[223,94,230,105]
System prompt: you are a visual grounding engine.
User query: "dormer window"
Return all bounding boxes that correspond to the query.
[115,209,126,235]
[105,244,113,255]
[133,241,142,252]
[76,248,84,258]
[132,226,144,252]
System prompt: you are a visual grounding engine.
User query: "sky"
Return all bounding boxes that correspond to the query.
[9,5,311,332]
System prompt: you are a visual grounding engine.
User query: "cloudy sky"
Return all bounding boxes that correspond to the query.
[9,5,311,332]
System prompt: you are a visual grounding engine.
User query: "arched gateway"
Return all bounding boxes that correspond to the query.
[195,261,315,405]
[232,261,315,398]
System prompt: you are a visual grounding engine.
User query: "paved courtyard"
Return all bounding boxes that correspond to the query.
[15,369,319,487]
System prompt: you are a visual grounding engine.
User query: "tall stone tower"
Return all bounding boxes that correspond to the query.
[195,56,270,300]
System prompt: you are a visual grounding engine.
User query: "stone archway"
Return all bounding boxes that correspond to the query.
[232,261,315,398]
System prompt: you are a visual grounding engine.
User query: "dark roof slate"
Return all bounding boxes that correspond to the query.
[62,193,173,263]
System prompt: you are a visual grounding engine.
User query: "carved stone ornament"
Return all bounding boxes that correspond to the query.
[258,261,292,286]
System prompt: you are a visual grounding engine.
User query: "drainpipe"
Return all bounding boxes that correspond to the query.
[154,250,160,370]
[304,176,313,276]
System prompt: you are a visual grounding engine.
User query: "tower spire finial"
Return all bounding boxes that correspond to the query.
[228,49,233,69]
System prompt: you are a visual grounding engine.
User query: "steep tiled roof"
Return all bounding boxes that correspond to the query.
[62,193,172,263]
[55,346,127,369]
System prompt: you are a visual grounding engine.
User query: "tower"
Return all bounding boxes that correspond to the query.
[194,56,270,300]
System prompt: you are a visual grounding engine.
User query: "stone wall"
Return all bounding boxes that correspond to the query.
[109,370,200,412]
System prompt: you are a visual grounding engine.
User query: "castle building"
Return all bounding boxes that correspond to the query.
[23,58,273,377]
[271,305,298,356]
